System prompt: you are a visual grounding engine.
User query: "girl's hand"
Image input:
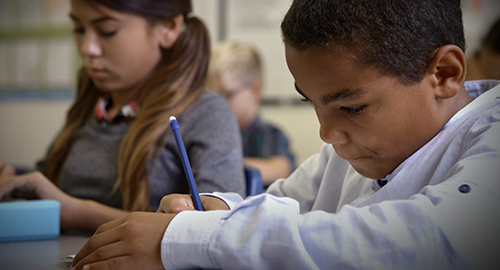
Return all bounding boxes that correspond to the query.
[0,158,16,178]
[70,212,174,270]
[158,193,229,214]
[0,170,83,229]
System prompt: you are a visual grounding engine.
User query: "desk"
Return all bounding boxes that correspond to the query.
[0,234,89,270]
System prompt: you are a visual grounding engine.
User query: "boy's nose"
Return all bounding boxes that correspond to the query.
[319,120,349,145]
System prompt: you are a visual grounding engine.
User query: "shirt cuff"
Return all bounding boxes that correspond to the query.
[161,209,228,269]
[200,191,244,210]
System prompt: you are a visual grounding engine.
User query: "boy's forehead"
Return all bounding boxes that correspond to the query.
[285,45,363,84]
[285,44,358,69]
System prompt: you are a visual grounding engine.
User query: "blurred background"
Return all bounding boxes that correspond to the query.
[1,0,499,169]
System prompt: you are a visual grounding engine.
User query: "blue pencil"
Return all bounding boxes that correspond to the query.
[169,116,204,211]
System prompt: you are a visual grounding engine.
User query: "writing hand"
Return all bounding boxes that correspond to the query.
[158,193,229,214]
[71,212,175,270]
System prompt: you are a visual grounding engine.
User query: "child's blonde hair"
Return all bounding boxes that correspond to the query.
[208,40,262,92]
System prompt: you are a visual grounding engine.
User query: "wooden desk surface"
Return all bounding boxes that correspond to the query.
[0,234,89,270]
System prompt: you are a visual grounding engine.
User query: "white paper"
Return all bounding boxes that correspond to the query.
[61,254,75,263]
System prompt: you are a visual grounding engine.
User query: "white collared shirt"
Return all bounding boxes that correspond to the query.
[162,80,500,270]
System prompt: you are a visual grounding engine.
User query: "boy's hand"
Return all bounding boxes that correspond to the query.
[158,194,229,214]
[70,212,174,270]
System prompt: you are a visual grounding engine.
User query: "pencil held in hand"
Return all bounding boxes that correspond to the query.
[169,116,204,211]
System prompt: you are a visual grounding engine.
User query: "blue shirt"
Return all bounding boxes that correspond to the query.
[241,116,296,171]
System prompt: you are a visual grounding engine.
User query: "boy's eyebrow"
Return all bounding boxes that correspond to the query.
[322,88,367,104]
[294,82,367,104]
[69,14,119,24]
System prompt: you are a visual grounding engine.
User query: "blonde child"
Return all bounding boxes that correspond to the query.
[207,40,296,186]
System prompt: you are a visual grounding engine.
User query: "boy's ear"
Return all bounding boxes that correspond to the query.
[158,14,184,49]
[250,80,263,101]
[426,45,466,99]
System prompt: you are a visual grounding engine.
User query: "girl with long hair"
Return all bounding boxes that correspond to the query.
[0,0,245,232]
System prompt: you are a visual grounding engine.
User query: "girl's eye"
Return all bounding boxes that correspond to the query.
[73,27,84,34]
[100,30,117,38]
[339,105,366,116]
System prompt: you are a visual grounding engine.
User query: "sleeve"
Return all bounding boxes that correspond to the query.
[180,92,246,197]
[266,143,337,213]
[160,121,500,269]
[200,143,334,212]
[161,192,475,269]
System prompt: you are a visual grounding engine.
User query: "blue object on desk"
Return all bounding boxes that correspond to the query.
[0,200,60,242]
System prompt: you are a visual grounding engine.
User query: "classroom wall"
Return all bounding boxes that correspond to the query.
[0,99,71,167]
[1,0,499,169]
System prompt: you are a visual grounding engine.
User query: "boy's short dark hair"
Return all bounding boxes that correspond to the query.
[281,0,465,84]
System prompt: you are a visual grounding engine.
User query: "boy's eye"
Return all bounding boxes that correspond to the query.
[339,105,366,116]
[299,97,314,106]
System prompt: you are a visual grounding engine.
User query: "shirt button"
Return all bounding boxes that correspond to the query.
[458,184,471,193]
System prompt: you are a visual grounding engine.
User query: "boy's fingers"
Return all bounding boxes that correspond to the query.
[200,196,230,211]
[72,255,132,270]
[157,194,195,213]
[93,216,128,235]
[71,241,130,270]
[72,220,126,266]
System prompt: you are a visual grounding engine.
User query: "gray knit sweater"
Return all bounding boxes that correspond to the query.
[37,91,245,211]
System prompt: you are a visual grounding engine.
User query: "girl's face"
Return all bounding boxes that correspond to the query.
[70,0,165,97]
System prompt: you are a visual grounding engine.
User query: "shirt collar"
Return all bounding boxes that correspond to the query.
[93,94,141,124]
[441,80,500,130]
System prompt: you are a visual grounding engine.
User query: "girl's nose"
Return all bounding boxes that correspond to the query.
[79,33,102,58]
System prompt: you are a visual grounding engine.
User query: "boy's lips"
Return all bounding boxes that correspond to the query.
[345,156,368,161]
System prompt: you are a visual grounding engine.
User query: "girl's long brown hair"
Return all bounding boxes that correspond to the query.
[46,0,210,211]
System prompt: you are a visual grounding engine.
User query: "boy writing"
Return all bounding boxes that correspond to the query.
[71,0,500,269]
